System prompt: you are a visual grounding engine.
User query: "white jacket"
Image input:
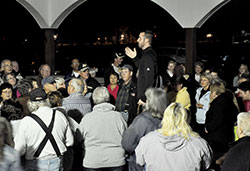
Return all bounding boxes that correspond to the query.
[195,87,210,124]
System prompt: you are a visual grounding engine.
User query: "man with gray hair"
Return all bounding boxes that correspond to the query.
[78,86,127,170]
[62,78,91,116]
[221,112,250,171]
[14,88,74,171]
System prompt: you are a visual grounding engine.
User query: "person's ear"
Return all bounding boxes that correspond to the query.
[130,71,133,77]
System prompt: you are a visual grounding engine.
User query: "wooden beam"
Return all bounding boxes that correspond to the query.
[185,28,197,75]
[44,29,55,74]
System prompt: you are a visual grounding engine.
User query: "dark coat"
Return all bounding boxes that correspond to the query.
[116,79,137,126]
[135,47,157,102]
[204,93,238,153]
[221,136,250,171]
[86,76,100,93]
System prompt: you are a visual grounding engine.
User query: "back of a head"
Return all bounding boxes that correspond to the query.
[1,100,22,121]
[237,112,250,137]
[70,78,84,93]
[145,88,167,119]
[0,117,14,156]
[238,81,250,92]
[17,79,33,97]
[210,80,225,95]
[92,86,110,105]
[48,91,64,107]
[159,102,197,139]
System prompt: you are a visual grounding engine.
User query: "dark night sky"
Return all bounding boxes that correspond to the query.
[0,0,249,78]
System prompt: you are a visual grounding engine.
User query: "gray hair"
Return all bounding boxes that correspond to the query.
[27,99,51,113]
[145,88,167,119]
[70,78,84,93]
[237,112,250,136]
[54,77,65,88]
[92,86,110,104]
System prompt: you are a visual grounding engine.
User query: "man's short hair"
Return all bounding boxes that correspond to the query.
[69,78,84,93]
[92,86,110,105]
[0,83,13,95]
[194,61,204,69]
[143,30,153,44]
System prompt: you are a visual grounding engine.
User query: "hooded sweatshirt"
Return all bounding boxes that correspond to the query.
[135,131,212,171]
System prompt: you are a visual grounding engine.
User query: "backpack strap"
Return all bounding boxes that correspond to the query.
[29,109,61,157]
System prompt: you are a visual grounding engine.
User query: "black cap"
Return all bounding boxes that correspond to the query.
[29,88,47,101]
[79,63,90,72]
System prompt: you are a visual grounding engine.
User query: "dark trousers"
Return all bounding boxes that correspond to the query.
[83,165,126,171]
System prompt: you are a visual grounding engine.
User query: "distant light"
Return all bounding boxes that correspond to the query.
[97,37,101,41]
[54,34,58,40]
[24,38,28,42]
[206,34,213,38]
[120,34,124,40]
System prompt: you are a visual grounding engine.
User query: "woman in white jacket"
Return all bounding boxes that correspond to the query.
[194,73,212,136]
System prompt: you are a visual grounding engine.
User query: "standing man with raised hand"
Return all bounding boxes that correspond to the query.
[125,30,158,107]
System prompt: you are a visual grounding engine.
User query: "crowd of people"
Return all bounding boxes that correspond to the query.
[0,30,250,171]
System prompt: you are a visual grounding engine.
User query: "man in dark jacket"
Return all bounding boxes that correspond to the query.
[115,64,137,126]
[125,30,158,106]
[221,112,250,171]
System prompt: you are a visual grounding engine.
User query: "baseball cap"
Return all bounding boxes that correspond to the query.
[41,76,55,87]
[114,52,125,59]
[29,88,47,101]
[79,63,90,72]
[122,64,133,71]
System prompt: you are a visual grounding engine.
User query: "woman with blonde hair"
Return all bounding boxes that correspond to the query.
[0,117,21,170]
[135,102,212,171]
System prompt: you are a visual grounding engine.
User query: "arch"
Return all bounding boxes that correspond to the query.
[16,0,231,29]
[17,0,87,29]
[151,0,231,28]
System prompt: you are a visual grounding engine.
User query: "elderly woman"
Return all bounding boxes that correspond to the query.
[135,102,212,171]
[78,86,127,171]
[122,88,167,171]
[194,73,212,135]
[0,117,21,170]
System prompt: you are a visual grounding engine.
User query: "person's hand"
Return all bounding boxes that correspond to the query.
[216,154,226,167]
[196,103,203,109]
[205,128,208,133]
[125,47,137,59]
[138,99,145,106]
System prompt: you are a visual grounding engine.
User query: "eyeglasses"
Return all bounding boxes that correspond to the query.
[7,77,15,81]
[72,62,79,65]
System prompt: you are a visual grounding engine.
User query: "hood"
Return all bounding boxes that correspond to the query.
[156,132,187,151]
[93,102,115,112]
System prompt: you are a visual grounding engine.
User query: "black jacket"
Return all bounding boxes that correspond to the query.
[221,136,250,171]
[204,93,238,152]
[135,47,157,102]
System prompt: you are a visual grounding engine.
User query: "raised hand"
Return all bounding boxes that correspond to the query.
[125,47,137,59]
